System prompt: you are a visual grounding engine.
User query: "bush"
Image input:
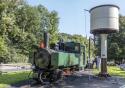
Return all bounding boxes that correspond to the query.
[107,61,116,66]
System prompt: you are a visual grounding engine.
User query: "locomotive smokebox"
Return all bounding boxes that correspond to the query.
[90,4,119,34]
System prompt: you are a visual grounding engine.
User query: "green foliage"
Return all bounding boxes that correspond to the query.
[108,43,120,60]
[0,1,59,63]
[108,16,125,62]
[0,36,8,62]
[49,11,59,43]
[0,0,96,63]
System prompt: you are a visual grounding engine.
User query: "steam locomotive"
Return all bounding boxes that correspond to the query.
[31,32,87,84]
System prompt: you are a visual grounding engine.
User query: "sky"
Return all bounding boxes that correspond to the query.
[27,0,125,37]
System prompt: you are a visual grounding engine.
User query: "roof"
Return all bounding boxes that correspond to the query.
[89,4,120,12]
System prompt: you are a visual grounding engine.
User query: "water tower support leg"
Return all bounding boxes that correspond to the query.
[98,34,110,77]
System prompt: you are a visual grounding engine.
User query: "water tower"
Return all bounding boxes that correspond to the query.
[90,4,119,77]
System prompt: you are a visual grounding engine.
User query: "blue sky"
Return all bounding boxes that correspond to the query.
[27,0,125,37]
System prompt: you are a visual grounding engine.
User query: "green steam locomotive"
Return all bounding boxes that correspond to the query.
[31,32,87,84]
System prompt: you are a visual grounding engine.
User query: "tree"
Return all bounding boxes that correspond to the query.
[49,11,59,43]
[107,15,125,62]
[0,36,8,63]
[0,1,60,63]
[108,43,120,61]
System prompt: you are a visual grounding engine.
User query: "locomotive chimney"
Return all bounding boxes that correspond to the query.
[44,32,49,48]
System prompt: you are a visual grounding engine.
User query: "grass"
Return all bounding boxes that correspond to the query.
[93,66,125,78]
[0,71,32,88]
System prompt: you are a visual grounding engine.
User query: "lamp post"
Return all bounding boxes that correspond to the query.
[83,9,89,38]
[84,9,89,60]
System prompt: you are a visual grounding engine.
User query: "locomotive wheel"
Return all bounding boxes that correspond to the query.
[38,70,63,84]
[49,69,63,83]
[39,72,44,83]
[39,72,49,84]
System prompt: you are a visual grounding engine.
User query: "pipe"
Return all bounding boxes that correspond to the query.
[101,34,107,58]
[44,32,49,48]
[100,34,108,75]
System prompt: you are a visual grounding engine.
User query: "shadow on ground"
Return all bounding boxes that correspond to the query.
[11,74,125,88]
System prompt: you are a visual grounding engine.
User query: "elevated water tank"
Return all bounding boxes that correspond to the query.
[90,4,119,34]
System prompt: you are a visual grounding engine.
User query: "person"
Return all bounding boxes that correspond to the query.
[55,43,59,50]
[92,57,97,68]
[97,56,101,70]
[58,39,64,50]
